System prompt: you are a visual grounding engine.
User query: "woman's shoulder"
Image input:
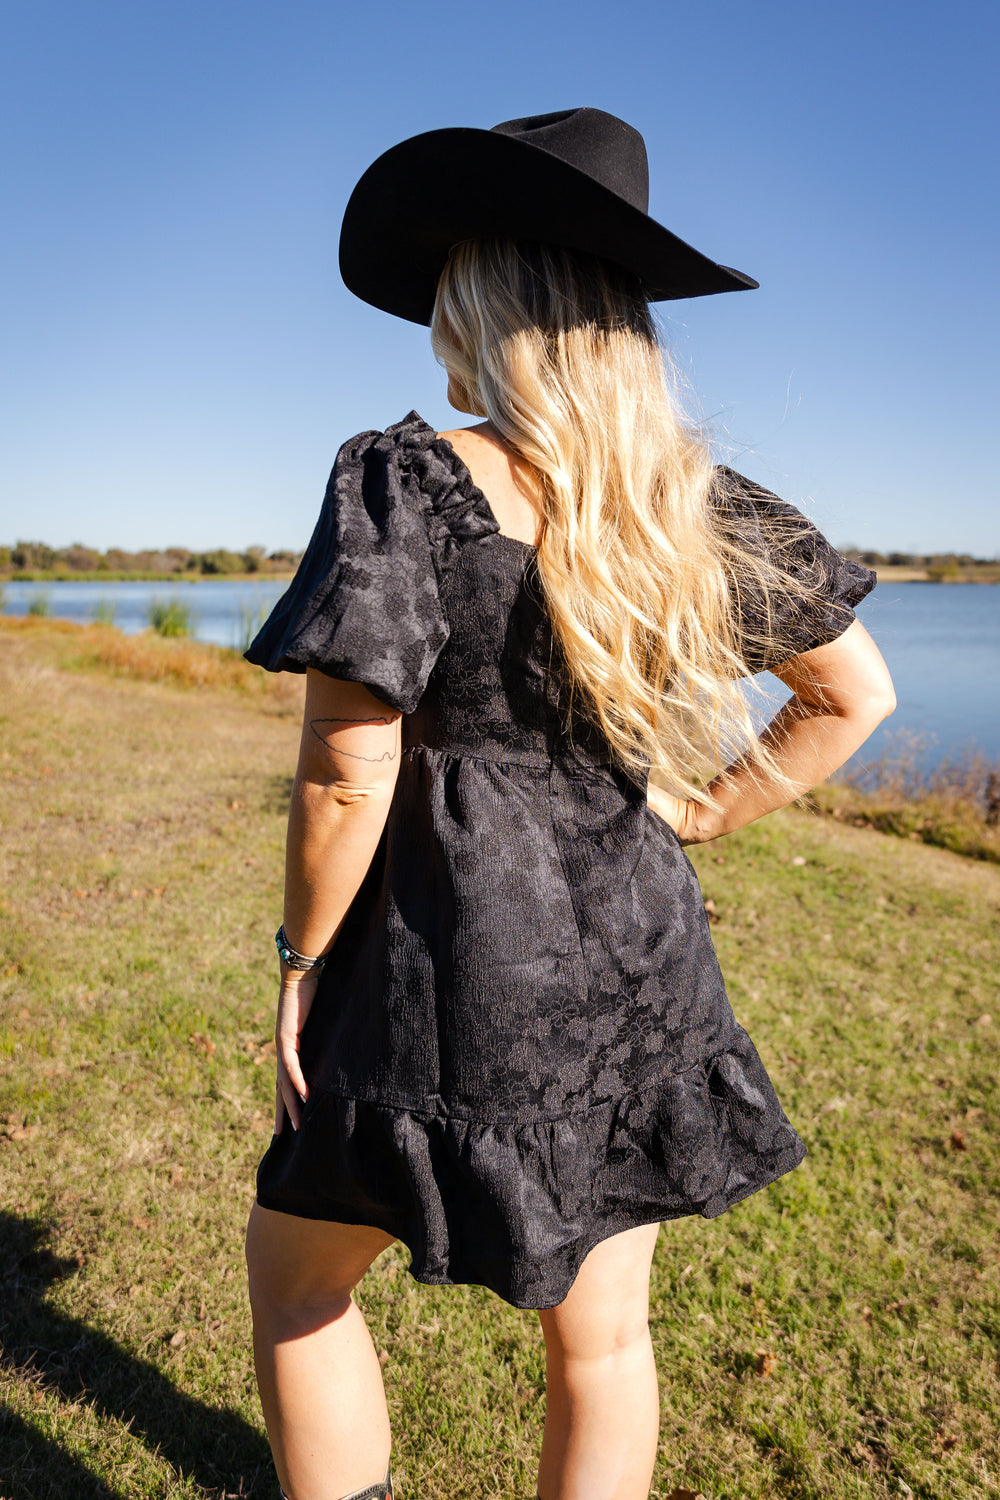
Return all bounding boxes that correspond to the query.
[330,411,501,556]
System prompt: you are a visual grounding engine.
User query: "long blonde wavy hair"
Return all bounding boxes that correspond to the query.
[431,238,824,801]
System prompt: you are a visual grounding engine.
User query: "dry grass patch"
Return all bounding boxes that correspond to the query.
[0,615,304,704]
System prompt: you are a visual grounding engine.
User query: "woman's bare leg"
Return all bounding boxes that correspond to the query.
[246,1203,396,1500]
[537,1223,661,1500]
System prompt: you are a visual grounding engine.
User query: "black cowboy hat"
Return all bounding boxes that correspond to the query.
[339,107,758,326]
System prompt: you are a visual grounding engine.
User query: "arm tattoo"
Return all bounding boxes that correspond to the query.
[308,714,400,763]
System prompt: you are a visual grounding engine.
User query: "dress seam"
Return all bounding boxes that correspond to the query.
[305,1061,711,1126]
[401,743,618,777]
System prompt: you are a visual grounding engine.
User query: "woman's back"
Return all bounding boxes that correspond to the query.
[245,409,821,1309]
[437,421,546,548]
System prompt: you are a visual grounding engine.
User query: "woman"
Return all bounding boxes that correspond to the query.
[244,110,895,1500]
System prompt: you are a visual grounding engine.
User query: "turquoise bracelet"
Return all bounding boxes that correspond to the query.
[274,925,328,972]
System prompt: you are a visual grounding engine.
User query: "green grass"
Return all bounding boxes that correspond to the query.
[1,623,998,1499]
[147,597,193,638]
[237,600,273,654]
[88,598,117,627]
[26,591,51,617]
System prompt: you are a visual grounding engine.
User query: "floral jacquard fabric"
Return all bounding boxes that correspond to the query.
[245,411,877,1310]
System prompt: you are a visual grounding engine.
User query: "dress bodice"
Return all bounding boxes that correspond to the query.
[403,535,623,773]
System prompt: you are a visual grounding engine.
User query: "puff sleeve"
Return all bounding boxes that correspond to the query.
[710,466,877,675]
[244,428,450,715]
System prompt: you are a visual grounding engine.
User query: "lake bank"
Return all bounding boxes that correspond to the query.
[873,565,1000,583]
[4,577,999,772]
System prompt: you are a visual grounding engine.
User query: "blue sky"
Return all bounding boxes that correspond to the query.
[2,0,997,555]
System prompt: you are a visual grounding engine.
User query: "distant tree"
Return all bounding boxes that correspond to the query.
[63,544,101,571]
[12,540,57,570]
[860,550,888,566]
[888,552,915,567]
[200,548,244,575]
[926,553,961,581]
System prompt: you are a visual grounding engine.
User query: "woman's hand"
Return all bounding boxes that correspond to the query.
[274,968,320,1134]
[646,783,711,845]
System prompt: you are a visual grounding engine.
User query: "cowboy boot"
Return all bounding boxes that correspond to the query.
[279,1457,393,1500]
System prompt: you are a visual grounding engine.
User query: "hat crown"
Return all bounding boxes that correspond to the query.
[489,108,649,216]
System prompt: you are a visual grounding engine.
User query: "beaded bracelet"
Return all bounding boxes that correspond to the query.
[274,924,328,972]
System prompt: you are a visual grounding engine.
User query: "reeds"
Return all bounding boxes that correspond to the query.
[89,597,117,626]
[807,729,1000,863]
[147,596,192,637]
[237,599,272,652]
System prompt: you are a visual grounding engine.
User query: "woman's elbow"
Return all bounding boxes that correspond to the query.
[869,660,897,722]
[293,770,398,813]
[850,681,896,732]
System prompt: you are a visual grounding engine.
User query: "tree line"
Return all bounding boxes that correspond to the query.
[846,549,995,568]
[0,541,302,578]
[842,548,999,582]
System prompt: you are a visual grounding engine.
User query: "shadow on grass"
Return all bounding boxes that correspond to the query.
[0,1211,273,1498]
[0,1406,119,1500]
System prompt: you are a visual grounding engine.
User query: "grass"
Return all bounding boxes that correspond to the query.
[26,591,51,618]
[0,615,302,704]
[1,622,998,1499]
[147,597,193,638]
[237,600,273,654]
[89,599,117,627]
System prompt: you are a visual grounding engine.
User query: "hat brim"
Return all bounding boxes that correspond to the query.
[339,126,758,326]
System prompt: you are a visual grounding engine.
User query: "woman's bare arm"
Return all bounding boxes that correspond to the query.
[275,668,402,1132]
[649,618,896,844]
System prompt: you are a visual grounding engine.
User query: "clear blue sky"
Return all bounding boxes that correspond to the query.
[2,0,997,556]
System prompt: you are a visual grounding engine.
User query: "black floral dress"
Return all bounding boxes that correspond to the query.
[245,411,876,1310]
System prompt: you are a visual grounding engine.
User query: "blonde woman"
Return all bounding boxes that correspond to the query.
[244,110,895,1500]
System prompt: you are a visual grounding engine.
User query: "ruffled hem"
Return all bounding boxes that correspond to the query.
[255,1039,807,1310]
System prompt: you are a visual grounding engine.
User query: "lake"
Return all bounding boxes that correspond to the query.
[846,580,999,771]
[1,577,289,653]
[3,578,998,768]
